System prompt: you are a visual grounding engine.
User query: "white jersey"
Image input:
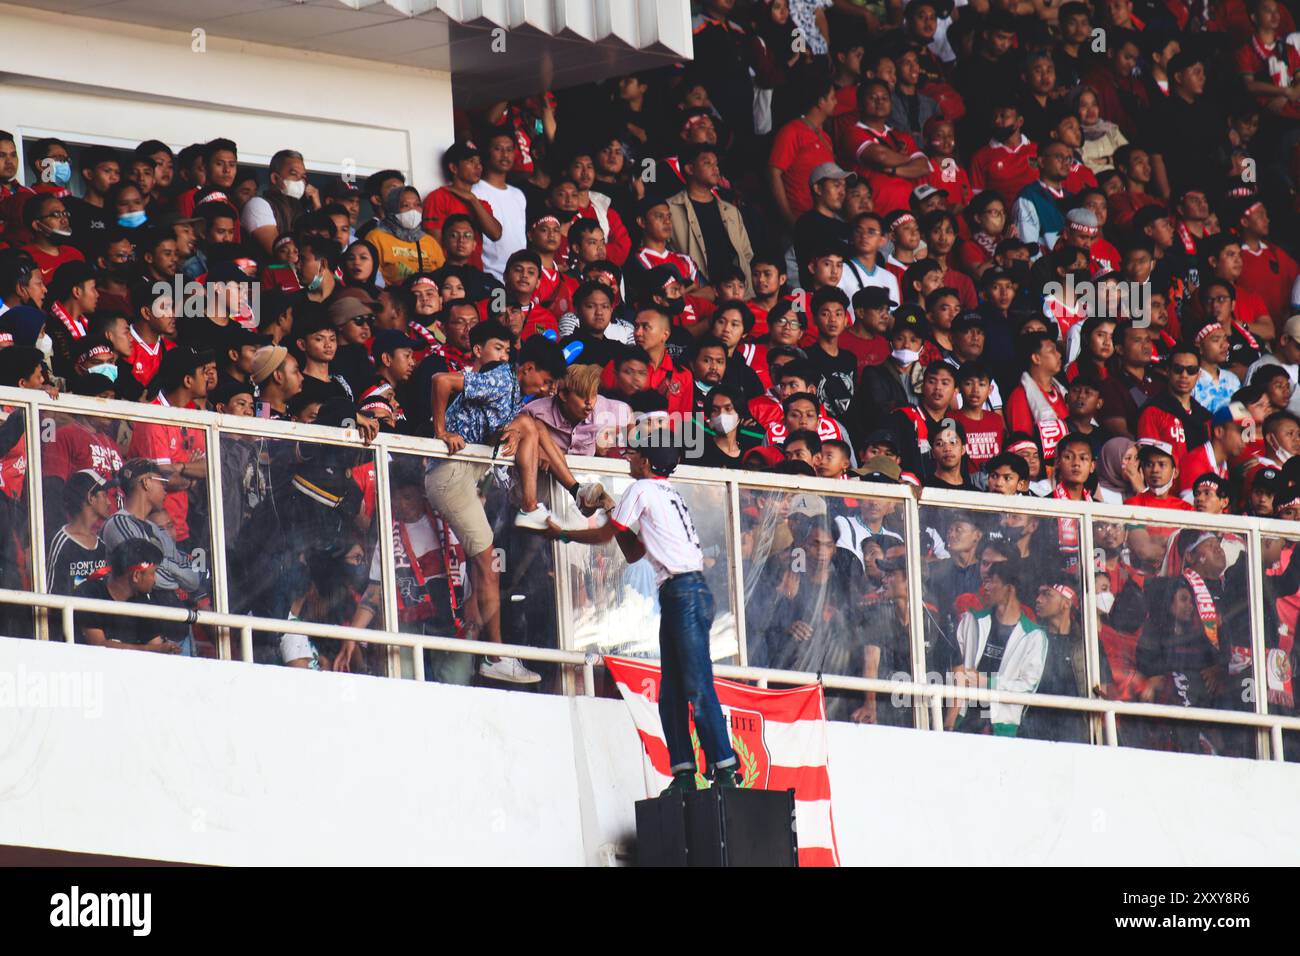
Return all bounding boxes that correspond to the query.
[611,478,704,586]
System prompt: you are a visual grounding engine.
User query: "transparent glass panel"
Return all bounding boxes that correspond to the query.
[1259,533,1300,761]
[220,428,380,672]
[740,485,912,724]
[382,451,561,692]
[38,406,215,654]
[557,470,736,675]
[1093,517,1258,758]
[920,502,1090,743]
[0,404,34,640]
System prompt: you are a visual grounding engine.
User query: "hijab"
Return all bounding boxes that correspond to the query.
[381,187,426,244]
[1098,436,1134,497]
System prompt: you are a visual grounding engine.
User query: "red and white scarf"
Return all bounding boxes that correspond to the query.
[1184,570,1219,648]
[50,301,87,340]
[1053,483,1090,550]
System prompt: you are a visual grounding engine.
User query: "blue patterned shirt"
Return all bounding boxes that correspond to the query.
[1194,367,1240,415]
[444,362,522,445]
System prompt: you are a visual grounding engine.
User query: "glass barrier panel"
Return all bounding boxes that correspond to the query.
[219,428,381,672]
[0,405,34,639]
[1092,517,1259,759]
[740,485,912,725]
[385,451,561,692]
[1258,532,1300,761]
[38,406,214,654]
[554,469,735,697]
[919,502,1090,744]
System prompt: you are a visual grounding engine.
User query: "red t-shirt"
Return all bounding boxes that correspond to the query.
[952,409,1005,468]
[770,117,836,219]
[1064,161,1098,194]
[1108,190,1162,232]
[837,329,890,375]
[634,246,700,285]
[841,122,928,216]
[969,139,1039,206]
[1233,283,1272,328]
[1240,241,1298,321]
[21,243,84,284]
[576,202,631,267]
[735,342,770,389]
[943,267,978,310]
[422,187,486,270]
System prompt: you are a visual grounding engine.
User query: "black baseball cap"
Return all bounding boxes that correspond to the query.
[150,346,213,392]
[372,328,423,357]
[852,286,896,310]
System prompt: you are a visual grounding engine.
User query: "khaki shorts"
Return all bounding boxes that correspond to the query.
[424,459,494,557]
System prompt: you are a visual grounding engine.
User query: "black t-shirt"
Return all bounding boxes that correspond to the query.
[805,343,857,420]
[697,440,751,470]
[46,529,106,595]
[65,196,112,251]
[73,575,161,646]
[690,197,737,284]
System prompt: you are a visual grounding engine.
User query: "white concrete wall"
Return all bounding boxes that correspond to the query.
[0,2,454,191]
[1,637,1298,866]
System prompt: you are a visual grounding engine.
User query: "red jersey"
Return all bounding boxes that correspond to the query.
[1124,491,1194,511]
[925,158,972,209]
[952,410,1005,468]
[634,246,700,285]
[600,351,694,418]
[1107,190,1161,231]
[519,303,558,341]
[1004,379,1068,436]
[1137,402,1193,460]
[535,266,579,317]
[771,116,836,219]
[1240,241,1298,321]
[1236,34,1300,119]
[126,395,207,543]
[127,327,176,387]
[1177,441,1228,500]
[0,407,27,500]
[842,122,928,216]
[575,202,631,267]
[1233,283,1272,328]
[969,138,1039,206]
[1064,161,1098,194]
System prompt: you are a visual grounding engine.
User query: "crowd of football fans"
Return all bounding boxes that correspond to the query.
[3,0,1300,751]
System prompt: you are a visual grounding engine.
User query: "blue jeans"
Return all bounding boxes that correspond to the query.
[658,572,736,775]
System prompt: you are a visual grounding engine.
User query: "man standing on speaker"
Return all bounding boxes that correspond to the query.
[545,416,739,792]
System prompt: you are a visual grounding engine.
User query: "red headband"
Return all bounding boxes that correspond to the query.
[1050,583,1077,606]
[1007,439,1037,454]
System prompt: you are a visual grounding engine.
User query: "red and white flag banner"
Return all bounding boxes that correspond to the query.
[604,655,840,867]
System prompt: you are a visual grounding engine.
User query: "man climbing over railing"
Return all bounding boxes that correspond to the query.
[541,416,740,791]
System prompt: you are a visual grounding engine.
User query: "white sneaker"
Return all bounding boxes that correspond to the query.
[514,503,553,530]
[479,656,542,684]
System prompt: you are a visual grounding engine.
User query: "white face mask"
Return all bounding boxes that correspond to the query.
[892,348,920,365]
[1152,479,1175,496]
[280,178,306,200]
[710,411,739,435]
[1095,590,1115,615]
[1269,434,1295,464]
[396,209,422,230]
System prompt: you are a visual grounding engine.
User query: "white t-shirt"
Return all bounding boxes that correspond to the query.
[840,257,901,304]
[241,196,276,234]
[611,478,704,586]
[473,179,528,281]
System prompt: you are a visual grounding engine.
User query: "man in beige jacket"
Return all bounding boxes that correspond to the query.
[667,143,755,298]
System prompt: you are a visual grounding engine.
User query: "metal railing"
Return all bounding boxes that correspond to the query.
[2,384,1299,763]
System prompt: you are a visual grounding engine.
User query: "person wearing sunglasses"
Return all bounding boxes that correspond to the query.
[1137,343,1213,463]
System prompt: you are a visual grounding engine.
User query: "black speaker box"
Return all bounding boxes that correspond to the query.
[634,787,798,867]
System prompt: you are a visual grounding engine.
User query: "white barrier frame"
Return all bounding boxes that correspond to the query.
[3,385,1299,762]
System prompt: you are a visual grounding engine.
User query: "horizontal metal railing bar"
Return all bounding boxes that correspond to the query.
[19,384,1297,530]
[6,589,1299,734]
[0,589,590,667]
